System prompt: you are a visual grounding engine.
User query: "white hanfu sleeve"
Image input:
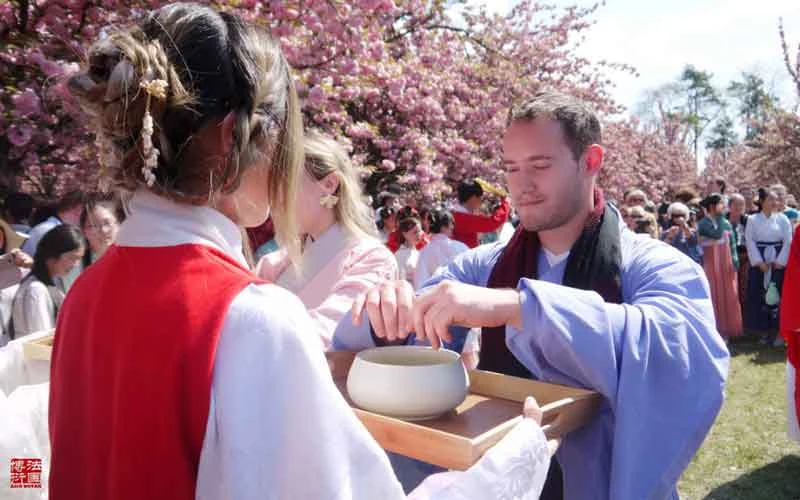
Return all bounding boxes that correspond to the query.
[197,284,406,500]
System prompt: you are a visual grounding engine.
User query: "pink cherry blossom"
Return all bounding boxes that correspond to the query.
[8,123,34,147]
[12,89,42,118]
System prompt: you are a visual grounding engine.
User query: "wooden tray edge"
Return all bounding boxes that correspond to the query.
[355,408,479,470]
[21,331,55,361]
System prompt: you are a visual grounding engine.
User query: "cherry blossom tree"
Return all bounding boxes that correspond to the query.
[601,118,696,204]
[1,0,641,203]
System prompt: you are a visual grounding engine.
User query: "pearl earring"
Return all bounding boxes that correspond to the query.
[320,194,339,209]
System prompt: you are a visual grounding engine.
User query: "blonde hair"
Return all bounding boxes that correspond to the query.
[68,2,303,262]
[303,130,378,241]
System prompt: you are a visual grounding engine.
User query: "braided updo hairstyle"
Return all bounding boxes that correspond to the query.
[68,2,303,259]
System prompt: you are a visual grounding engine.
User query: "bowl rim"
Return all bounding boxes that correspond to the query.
[354,345,462,367]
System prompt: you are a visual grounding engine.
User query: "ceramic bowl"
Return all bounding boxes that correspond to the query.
[346,346,469,421]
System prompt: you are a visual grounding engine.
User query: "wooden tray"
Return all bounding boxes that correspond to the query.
[22,332,55,361]
[327,351,602,470]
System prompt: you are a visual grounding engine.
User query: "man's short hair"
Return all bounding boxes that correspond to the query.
[457,180,483,204]
[510,90,602,160]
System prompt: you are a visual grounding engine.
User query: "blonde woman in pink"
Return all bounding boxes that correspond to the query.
[257,131,397,348]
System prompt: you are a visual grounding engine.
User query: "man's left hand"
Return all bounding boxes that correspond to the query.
[413,280,522,349]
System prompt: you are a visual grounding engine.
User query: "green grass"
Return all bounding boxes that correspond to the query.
[679,340,800,500]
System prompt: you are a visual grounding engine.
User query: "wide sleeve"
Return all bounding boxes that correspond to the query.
[777,214,794,266]
[505,240,729,500]
[196,284,407,500]
[697,217,725,240]
[15,282,55,336]
[199,284,552,500]
[308,244,398,349]
[745,216,763,266]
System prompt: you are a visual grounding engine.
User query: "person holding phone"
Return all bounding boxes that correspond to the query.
[661,202,702,264]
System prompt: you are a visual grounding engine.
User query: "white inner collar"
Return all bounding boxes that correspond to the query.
[115,190,247,268]
[542,248,570,268]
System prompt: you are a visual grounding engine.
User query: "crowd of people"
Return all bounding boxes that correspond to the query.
[0,3,798,499]
[1,192,121,343]
[616,181,796,344]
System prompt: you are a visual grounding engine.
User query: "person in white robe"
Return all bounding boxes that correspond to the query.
[744,189,794,341]
[395,217,423,287]
[257,131,397,349]
[414,208,469,289]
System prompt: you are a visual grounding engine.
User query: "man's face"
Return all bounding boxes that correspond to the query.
[502,118,591,232]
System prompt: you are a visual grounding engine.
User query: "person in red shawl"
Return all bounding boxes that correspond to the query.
[780,224,800,443]
[451,179,511,248]
[385,209,430,253]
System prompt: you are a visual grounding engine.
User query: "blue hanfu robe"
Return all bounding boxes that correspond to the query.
[334,218,729,500]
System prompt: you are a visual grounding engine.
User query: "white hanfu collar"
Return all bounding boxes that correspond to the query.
[116,190,247,268]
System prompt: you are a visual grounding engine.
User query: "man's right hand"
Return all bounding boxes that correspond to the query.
[352,280,416,343]
[758,262,770,273]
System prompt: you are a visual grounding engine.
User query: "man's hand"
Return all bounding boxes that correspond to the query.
[352,280,416,342]
[758,262,770,273]
[773,263,785,270]
[352,280,522,349]
[413,281,521,349]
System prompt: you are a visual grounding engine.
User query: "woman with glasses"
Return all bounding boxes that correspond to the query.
[80,199,121,270]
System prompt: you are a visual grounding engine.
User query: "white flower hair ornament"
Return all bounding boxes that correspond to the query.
[139,79,168,187]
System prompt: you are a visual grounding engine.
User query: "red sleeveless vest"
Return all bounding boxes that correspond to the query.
[49,244,261,499]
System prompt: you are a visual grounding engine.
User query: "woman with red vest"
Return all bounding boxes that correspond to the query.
[50,4,549,500]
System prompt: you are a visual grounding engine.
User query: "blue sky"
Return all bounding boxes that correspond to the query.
[477,0,800,114]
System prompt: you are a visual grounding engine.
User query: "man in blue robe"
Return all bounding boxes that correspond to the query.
[334,90,729,500]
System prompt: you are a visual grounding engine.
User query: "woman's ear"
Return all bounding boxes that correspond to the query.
[320,172,340,195]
